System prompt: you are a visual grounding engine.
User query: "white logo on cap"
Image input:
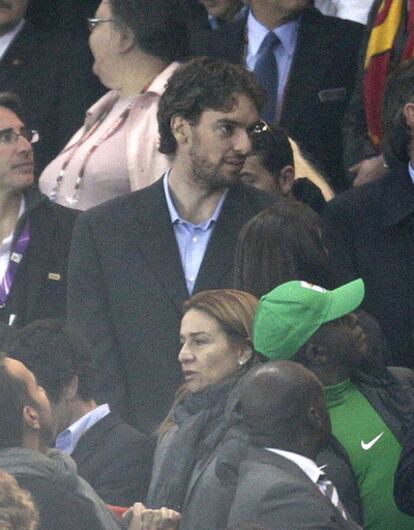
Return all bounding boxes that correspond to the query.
[300,281,326,293]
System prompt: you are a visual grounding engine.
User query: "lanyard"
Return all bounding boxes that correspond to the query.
[0,219,31,307]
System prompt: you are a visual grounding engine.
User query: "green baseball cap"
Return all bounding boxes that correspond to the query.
[253,279,365,360]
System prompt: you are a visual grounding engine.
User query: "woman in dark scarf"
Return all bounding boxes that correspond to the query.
[146,289,260,520]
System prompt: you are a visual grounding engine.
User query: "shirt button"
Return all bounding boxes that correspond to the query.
[192,236,198,243]
[189,276,195,282]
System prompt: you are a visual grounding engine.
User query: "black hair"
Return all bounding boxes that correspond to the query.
[0,92,25,122]
[251,124,294,175]
[158,56,266,155]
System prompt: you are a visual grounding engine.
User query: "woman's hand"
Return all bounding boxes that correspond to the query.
[123,502,181,530]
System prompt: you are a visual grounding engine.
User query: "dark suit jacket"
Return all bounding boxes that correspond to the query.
[323,163,414,368]
[395,412,414,516]
[71,412,153,506]
[189,7,363,192]
[68,179,275,432]
[0,187,77,327]
[227,447,360,529]
[0,22,102,174]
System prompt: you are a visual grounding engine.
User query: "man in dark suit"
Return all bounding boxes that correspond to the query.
[226,361,359,529]
[6,319,152,507]
[0,0,102,174]
[189,0,363,192]
[68,57,276,433]
[0,92,76,327]
[324,59,414,369]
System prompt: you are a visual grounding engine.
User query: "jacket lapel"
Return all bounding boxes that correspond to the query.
[131,179,189,313]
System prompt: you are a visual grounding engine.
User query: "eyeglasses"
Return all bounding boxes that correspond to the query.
[0,127,39,145]
[87,17,116,32]
[249,120,272,137]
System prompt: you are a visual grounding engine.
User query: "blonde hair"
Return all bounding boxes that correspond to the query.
[0,470,38,530]
[156,289,258,437]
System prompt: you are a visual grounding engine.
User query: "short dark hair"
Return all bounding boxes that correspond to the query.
[252,125,294,175]
[382,59,414,164]
[109,0,188,62]
[158,57,266,155]
[234,201,333,298]
[0,357,34,449]
[6,320,96,404]
[0,92,25,122]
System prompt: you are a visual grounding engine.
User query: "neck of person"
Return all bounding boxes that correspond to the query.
[116,51,168,98]
[168,164,227,224]
[254,434,320,461]
[0,190,22,242]
[310,363,351,387]
[251,3,301,29]
[68,398,97,426]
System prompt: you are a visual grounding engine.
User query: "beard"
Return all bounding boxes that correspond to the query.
[189,136,244,191]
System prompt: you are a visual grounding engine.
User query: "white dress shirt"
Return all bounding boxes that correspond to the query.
[0,20,25,60]
[0,198,25,282]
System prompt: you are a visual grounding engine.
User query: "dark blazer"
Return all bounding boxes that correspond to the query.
[68,178,276,433]
[395,413,414,516]
[0,187,77,327]
[190,7,363,192]
[0,22,102,174]
[71,412,153,506]
[323,163,414,368]
[227,447,360,529]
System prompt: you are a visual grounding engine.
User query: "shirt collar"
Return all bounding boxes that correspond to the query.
[163,170,228,230]
[247,9,300,57]
[55,403,110,455]
[408,161,414,185]
[266,447,323,483]
[0,19,24,56]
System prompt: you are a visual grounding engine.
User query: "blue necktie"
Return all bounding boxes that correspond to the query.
[253,32,280,123]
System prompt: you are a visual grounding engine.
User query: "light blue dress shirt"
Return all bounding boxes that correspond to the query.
[163,172,228,294]
[55,403,111,455]
[246,10,300,119]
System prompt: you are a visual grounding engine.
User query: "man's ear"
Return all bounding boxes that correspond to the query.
[170,115,191,146]
[23,405,41,431]
[403,102,414,129]
[278,165,295,195]
[302,342,328,366]
[63,375,79,401]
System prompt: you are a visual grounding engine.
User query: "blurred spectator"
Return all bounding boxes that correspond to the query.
[40,0,188,210]
[395,413,414,515]
[240,122,327,214]
[343,0,413,186]
[226,361,358,529]
[0,92,76,328]
[7,319,153,507]
[189,0,363,192]
[253,280,414,529]
[0,469,38,530]
[325,59,414,368]
[123,502,181,530]
[313,0,375,24]
[0,355,122,530]
[198,0,246,28]
[0,0,101,174]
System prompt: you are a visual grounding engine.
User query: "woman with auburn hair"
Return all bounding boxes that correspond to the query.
[146,289,261,527]
[234,200,334,299]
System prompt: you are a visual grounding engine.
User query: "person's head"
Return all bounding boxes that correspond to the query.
[0,470,38,530]
[198,0,243,22]
[0,92,35,194]
[5,320,96,435]
[234,201,332,298]
[178,289,259,393]
[89,0,188,88]
[241,123,295,195]
[382,58,414,164]
[0,1,28,36]
[0,356,53,452]
[252,279,367,385]
[241,360,331,458]
[158,57,265,187]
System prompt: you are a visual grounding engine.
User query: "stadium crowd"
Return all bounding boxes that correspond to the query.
[1,0,414,529]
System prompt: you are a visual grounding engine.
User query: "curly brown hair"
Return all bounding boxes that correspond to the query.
[0,470,38,530]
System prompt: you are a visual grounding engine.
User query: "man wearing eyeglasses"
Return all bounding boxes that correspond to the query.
[0,91,77,327]
[0,0,102,175]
